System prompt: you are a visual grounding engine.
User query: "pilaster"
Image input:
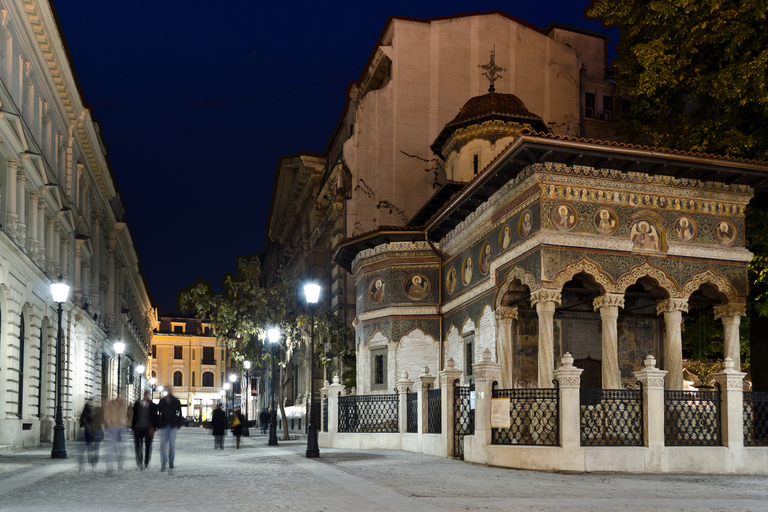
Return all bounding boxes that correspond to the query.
[711,357,746,449]
[633,355,667,455]
[414,365,436,435]
[326,375,345,434]
[494,305,517,389]
[396,372,414,434]
[471,348,501,450]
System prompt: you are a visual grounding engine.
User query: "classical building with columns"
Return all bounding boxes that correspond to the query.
[0,0,156,451]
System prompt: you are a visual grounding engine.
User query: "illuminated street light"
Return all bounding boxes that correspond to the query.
[135,365,145,395]
[50,276,70,459]
[113,341,126,397]
[304,282,320,458]
[243,361,251,436]
[267,327,280,445]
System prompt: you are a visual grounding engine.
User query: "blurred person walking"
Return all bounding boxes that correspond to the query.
[211,403,226,450]
[231,406,245,449]
[78,400,95,471]
[131,390,158,470]
[157,386,182,471]
[104,391,127,474]
[259,409,270,435]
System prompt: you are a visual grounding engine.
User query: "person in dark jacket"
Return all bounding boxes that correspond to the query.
[211,403,226,450]
[157,387,182,471]
[259,409,270,435]
[231,407,245,449]
[131,390,159,470]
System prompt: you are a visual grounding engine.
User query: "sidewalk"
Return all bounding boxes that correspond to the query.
[0,427,766,511]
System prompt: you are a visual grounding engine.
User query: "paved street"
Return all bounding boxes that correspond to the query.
[0,427,766,511]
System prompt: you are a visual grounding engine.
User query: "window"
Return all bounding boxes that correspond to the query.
[173,325,184,334]
[473,154,479,175]
[151,370,156,379]
[202,372,214,387]
[602,96,613,121]
[375,355,384,384]
[192,371,196,387]
[585,92,595,118]
[463,332,475,383]
[371,348,387,390]
[202,347,215,365]
[192,349,195,361]
[621,99,631,114]
[173,371,183,386]
[204,326,211,335]
[152,345,156,359]
[174,346,183,359]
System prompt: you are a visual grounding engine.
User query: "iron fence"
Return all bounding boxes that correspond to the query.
[492,383,559,446]
[427,388,441,434]
[338,393,398,433]
[743,391,768,447]
[454,381,474,459]
[580,385,643,446]
[664,385,721,446]
[406,391,418,433]
[322,397,328,432]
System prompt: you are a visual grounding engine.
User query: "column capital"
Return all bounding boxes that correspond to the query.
[530,288,561,306]
[656,298,688,315]
[472,348,501,383]
[414,365,436,391]
[713,301,746,320]
[439,358,463,387]
[633,355,667,390]
[710,357,747,390]
[7,158,18,169]
[396,372,414,393]
[553,352,583,388]
[495,305,518,321]
[593,293,625,311]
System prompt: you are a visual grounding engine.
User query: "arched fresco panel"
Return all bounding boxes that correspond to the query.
[548,256,614,294]
[680,268,739,302]
[615,261,680,297]
[494,266,538,309]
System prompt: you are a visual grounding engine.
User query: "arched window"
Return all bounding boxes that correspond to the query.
[202,372,214,387]
[151,370,156,379]
[173,371,182,387]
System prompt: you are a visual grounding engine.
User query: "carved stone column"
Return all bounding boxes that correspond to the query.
[15,170,26,248]
[711,357,747,448]
[656,298,688,390]
[713,302,747,371]
[74,239,83,302]
[633,355,667,457]
[494,305,518,389]
[531,289,561,388]
[396,372,414,434]
[46,217,56,275]
[61,233,70,280]
[593,293,625,389]
[54,222,62,276]
[91,211,102,315]
[5,159,18,241]
[470,348,501,459]
[439,358,463,457]
[414,365,436,435]
[37,201,47,268]
[28,191,39,260]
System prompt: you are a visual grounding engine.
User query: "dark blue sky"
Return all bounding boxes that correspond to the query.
[53,1,618,313]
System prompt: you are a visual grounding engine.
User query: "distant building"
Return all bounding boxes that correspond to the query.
[151,315,226,421]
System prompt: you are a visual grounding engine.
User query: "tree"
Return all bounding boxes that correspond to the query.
[587,0,768,389]
[178,255,353,437]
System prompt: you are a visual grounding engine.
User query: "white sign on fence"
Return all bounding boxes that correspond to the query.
[470,391,476,410]
[491,398,511,428]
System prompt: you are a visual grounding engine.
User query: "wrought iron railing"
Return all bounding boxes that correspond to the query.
[493,383,559,446]
[338,393,398,433]
[454,381,474,459]
[743,391,768,447]
[580,385,643,446]
[406,391,418,433]
[322,397,328,432]
[427,388,441,434]
[664,385,721,446]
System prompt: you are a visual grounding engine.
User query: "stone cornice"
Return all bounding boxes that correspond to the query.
[358,305,439,322]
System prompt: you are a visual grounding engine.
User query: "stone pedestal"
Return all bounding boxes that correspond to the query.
[633,355,667,451]
[553,352,583,450]
[326,375,345,435]
[439,358,462,457]
[414,366,436,435]
[396,372,414,434]
[472,349,502,449]
[711,357,746,448]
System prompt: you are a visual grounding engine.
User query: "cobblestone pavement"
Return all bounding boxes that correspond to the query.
[0,428,766,511]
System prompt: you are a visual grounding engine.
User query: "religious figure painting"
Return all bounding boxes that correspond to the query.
[551,203,576,231]
[674,216,696,242]
[593,208,618,234]
[580,189,589,202]
[643,194,651,207]
[404,274,430,300]
[518,209,532,238]
[658,196,667,209]
[715,220,737,246]
[703,202,711,213]
[368,278,385,304]
[673,198,682,211]
[565,187,574,200]
[629,193,637,207]
[611,191,621,204]
[462,255,473,285]
[596,190,606,203]
[547,185,557,199]
[630,220,661,251]
[445,266,457,295]
[479,242,492,275]
[499,225,511,250]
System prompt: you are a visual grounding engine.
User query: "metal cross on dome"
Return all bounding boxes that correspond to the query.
[478,46,506,93]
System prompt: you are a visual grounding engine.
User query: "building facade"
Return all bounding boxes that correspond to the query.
[0,0,156,450]
[151,315,226,422]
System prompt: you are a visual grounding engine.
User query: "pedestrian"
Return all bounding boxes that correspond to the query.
[78,399,95,471]
[157,386,182,471]
[131,390,158,470]
[104,391,127,474]
[231,406,245,449]
[91,399,105,467]
[211,403,226,450]
[259,409,270,435]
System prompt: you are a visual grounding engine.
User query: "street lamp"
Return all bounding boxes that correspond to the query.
[50,275,70,459]
[267,327,280,446]
[113,341,125,397]
[243,361,251,436]
[135,365,145,396]
[223,382,230,416]
[229,373,238,413]
[304,282,321,458]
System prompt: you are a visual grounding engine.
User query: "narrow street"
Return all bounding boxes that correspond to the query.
[0,428,766,511]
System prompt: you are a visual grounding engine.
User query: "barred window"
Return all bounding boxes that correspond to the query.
[173,371,182,386]
[371,347,387,390]
[375,355,384,384]
[202,372,214,387]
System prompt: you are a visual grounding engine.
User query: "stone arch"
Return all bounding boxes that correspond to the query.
[549,256,614,294]
[397,328,438,384]
[615,260,679,297]
[494,265,537,309]
[680,268,739,302]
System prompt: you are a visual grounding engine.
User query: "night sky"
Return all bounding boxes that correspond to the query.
[53,1,618,313]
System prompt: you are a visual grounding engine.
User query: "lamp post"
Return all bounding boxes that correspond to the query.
[223,382,230,417]
[304,283,321,458]
[243,361,251,436]
[267,327,280,446]
[135,365,145,396]
[50,275,70,459]
[113,341,125,397]
[149,377,157,401]
[229,373,238,413]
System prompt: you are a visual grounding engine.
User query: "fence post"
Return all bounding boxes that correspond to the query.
[440,358,462,457]
[633,355,667,451]
[711,357,746,448]
[320,380,329,433]
[415,366,435,435]
[472,348,501,453]
[553,352,583,450]
[327,375,345,435]
[396,372,414,434]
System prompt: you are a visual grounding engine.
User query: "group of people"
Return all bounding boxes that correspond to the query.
[79,387,183,473]
[211,404,249,449]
